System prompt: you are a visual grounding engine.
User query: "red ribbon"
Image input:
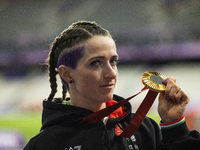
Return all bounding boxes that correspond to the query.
[120,90,158,137]
[81,87,158,138]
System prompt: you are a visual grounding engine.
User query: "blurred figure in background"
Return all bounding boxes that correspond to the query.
[23,21,200,150]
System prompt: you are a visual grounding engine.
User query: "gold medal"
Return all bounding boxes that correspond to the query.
[141,71,167,92]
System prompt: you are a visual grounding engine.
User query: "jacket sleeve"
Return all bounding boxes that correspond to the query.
[159,118,200,150]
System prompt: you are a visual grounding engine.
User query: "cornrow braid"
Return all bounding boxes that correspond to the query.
[69,21,111,37]
[46,39,60,101]
[62,84,67,100]
[47,21,111,102]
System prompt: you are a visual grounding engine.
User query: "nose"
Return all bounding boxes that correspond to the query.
[103,63,117,79]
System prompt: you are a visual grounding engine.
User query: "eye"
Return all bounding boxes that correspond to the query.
[90,60,101,66]
[110,59,119,66]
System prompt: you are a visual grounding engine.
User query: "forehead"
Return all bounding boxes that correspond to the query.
[84,36,117,57]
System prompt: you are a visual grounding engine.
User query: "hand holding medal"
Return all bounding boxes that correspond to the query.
[142,71,189,123]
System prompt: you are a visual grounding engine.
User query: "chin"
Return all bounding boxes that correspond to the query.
[103,94,114,102]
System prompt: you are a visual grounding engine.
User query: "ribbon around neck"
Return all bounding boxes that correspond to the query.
[81,87,158,138]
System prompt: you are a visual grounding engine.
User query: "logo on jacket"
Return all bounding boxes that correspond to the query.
[126,135,139,150]
[65,145,81,150]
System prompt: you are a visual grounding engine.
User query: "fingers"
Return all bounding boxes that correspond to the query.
[163,76,176,84]
[175,89,190,104]
[164,77,182,103]
[158,76,190,123]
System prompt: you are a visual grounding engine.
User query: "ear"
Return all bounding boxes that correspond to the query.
[57,65,73,83]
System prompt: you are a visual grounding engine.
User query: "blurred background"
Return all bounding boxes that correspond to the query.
[0,0,200,149]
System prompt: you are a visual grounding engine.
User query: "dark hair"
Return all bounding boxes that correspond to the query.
[47,21,111,102]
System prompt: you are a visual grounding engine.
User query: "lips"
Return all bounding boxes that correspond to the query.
[100,83,115,88]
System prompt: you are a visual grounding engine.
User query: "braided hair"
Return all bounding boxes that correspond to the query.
[47,21,111,102]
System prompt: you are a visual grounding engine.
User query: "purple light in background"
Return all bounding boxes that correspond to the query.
[18,50,49,65]
[0,41,200,68]
[117,41,200,62]
[0,131,25,149]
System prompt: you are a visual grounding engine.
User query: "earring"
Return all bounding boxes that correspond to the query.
[69,80,73,83]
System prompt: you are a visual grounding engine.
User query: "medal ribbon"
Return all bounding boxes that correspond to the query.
[120,89,158,137]
[81,87,158,138]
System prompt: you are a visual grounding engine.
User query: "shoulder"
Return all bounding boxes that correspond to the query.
[24,126,66,150]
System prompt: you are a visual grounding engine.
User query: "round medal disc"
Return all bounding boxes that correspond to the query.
[141,71,167,92]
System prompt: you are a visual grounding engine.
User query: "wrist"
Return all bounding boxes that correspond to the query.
[160,115,185,129]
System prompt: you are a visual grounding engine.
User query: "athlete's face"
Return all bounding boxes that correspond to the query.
[70,35,118,109]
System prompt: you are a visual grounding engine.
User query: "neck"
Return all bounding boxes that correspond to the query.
[70,95,107,112]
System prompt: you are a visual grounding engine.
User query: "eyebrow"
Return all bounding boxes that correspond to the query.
[88,55,119,61]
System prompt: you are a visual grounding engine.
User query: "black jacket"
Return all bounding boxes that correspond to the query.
[24,95,200,150]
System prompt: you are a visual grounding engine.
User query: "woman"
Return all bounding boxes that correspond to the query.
[24,21,200,150]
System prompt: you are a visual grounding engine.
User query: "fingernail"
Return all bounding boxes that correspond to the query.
[165,94,169,99]
[164,79,168,83]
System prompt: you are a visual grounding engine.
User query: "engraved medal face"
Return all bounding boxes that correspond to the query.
[141,71,167,92]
